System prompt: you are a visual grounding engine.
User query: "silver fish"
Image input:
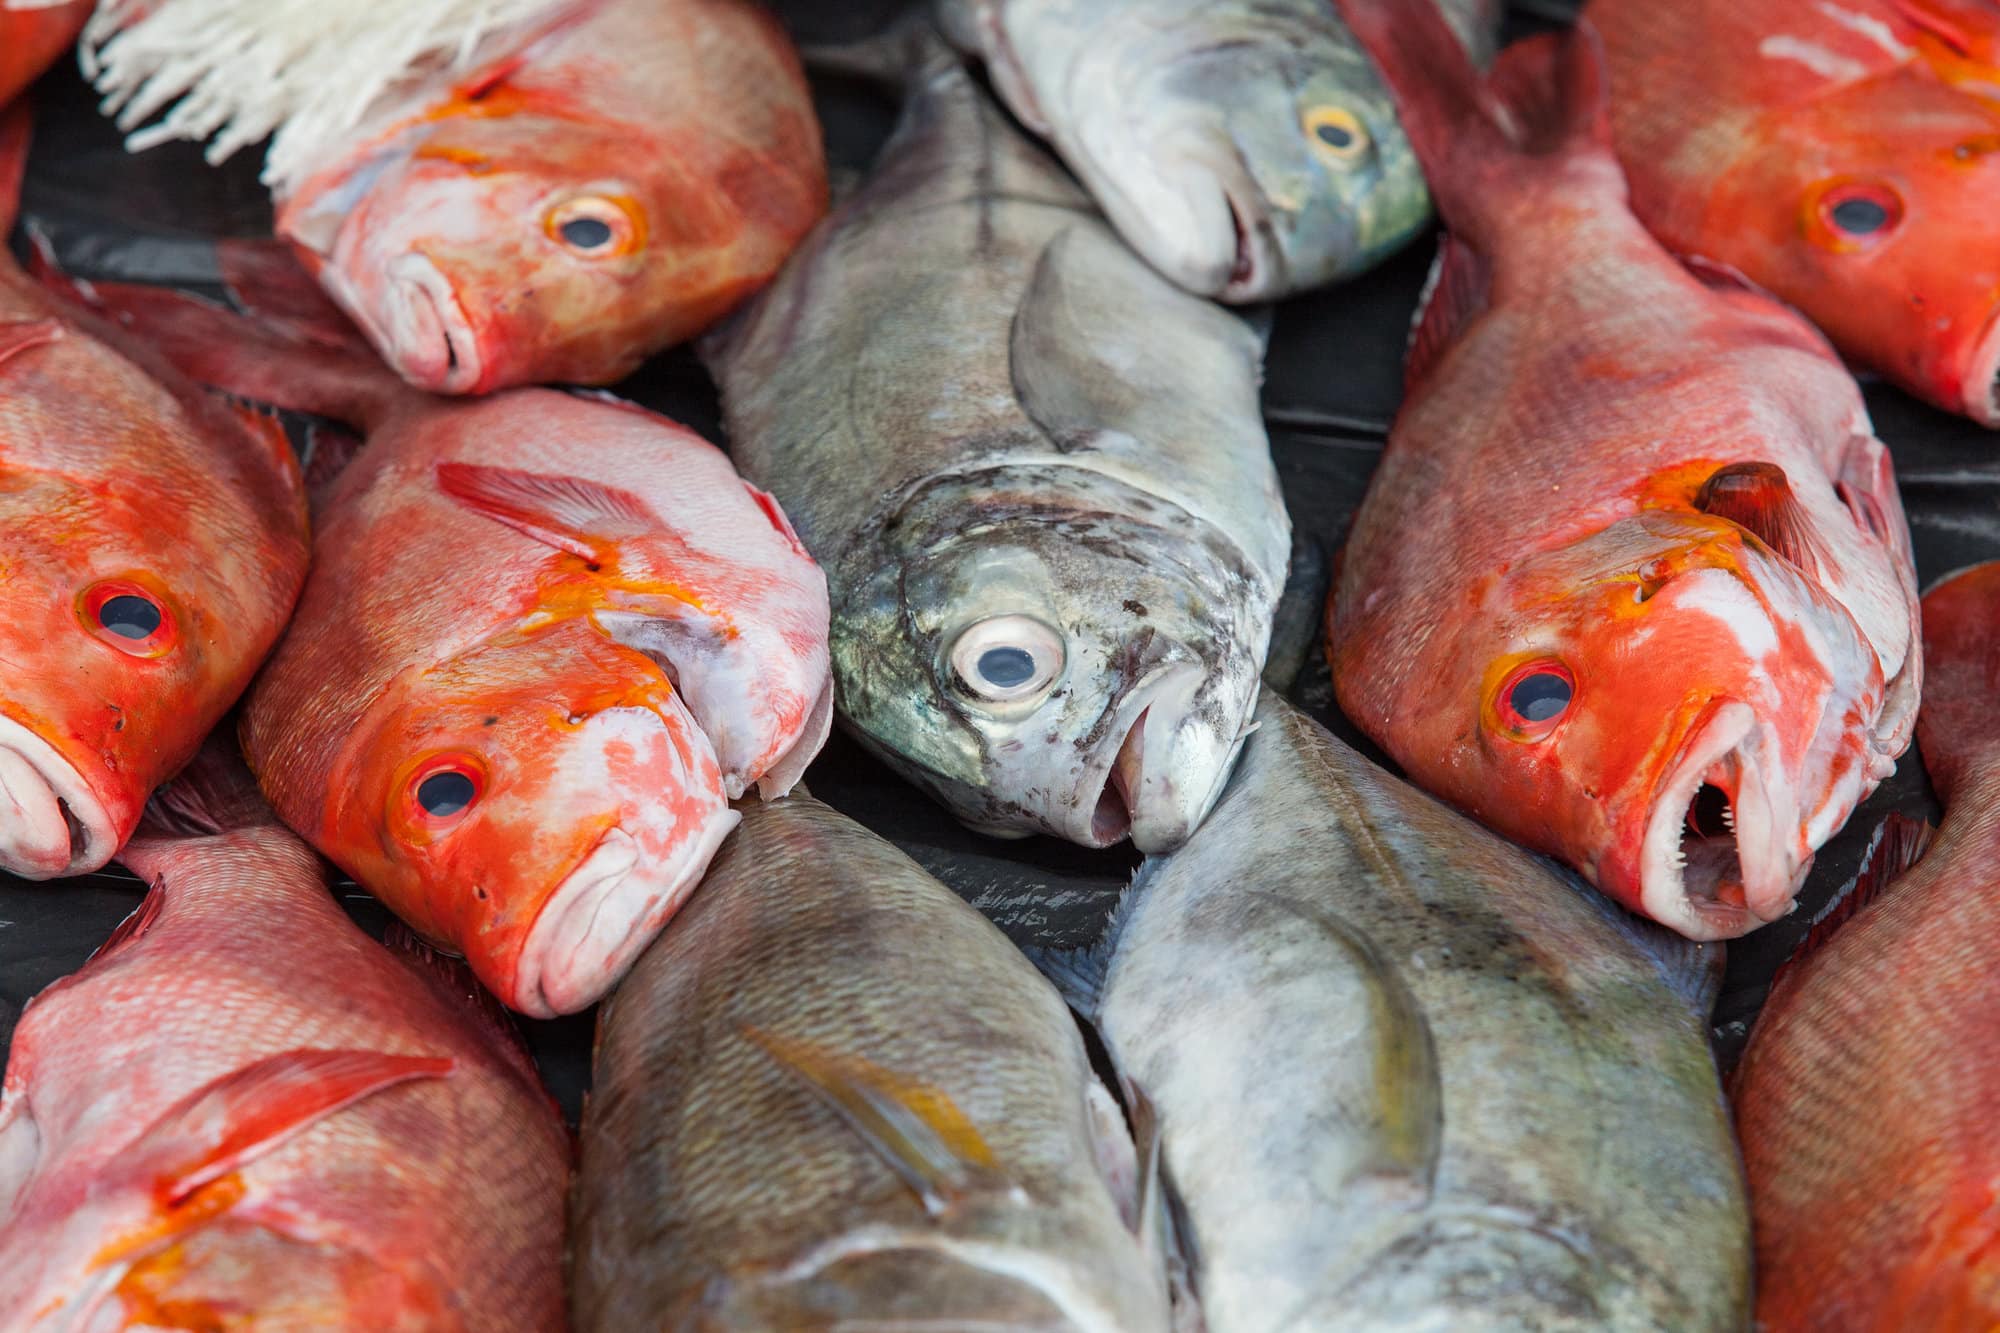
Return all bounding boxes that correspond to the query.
[936,0,1501,301]
[705,38,1290,853]
[570,792,1171,1331]
[1049,692,1751,1331]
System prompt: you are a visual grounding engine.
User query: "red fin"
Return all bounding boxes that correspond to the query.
[1405,235,1488,391]
[1485,26,1612,156]
[382,923,537,1075]
[88,880,165,966]
[0,100,27,238]
[216,238,372,356]
[1780,815,1936,981]
[0,317,60,368]
[141,733,273,838]
[1694,462,1834,581]
[1892,0,2000,58]
[434,462,654,564]
[743,479,810,560]
[132,1049,452,1205]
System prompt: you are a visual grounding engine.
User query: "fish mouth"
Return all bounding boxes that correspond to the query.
[511,813,740,1018]
[1217,184,1280,303]
[378,253,483,394]
[0,717,115,878]
[1963,301,2000,427]
[1639,701,1804,940]
[1071,666,1237,853]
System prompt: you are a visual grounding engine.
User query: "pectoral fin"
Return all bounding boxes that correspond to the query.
[435,462,656,566]
[1695,461,1834,582]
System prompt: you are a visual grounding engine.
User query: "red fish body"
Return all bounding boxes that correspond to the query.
[0,2,90,107]
[79,0,828,393]
[1731,562,2000,1331]
[0,111,308,878]
[1325,3,1921,941]
[0,753,570,1330]
[87,262,832,1018]
[1589,0,2000,425]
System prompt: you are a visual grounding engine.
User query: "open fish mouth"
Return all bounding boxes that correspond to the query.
[0,717,114,878]
[379,253,483,394]
[1639,701,1803,940]
[511,811,740,1018]
[1069,665,1238,853]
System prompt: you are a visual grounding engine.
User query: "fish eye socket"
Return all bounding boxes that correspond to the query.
[1814,182,1902,245]
[79,581,176,657]
[1495,661,1575,736]
[405,758,484,831]
[948,615,1065,705]
[1303,105,1371,165]
[546,194,643,258]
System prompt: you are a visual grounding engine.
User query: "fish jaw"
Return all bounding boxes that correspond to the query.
[335,252,484,397]
[1959,298,2000,427]
[1061,663,1248,854]
[0,714,120,879]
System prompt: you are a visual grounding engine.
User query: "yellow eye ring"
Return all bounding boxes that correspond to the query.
[545,193,647,260]
[1304,106,1371,166]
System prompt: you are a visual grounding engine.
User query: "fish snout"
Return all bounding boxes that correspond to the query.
[0,720,114,878]
[378,254,484,394]
[1072,666,1244,853]
[1636,701,1810,941]
[1089,130,1282,300]
[1961,300,2000,427]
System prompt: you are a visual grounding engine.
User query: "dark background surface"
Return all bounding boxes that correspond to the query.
[3,2,1995,1117]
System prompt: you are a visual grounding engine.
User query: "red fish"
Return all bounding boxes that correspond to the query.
[0,743,570,1330]
[0,2,90,107]
[80,254,831,1017]
[0,107,308,878]
[1324,2,1921,940]
[78,0,828,393]
[1588,0,2000,425]
[1731,561,2000,1331]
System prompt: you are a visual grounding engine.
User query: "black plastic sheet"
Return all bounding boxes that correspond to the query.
[4,3,1996,1117]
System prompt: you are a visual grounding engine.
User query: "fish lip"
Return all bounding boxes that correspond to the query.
[1961,300,2000,427]
[510,811,740,1018]
[1216,179,1283,303]
[1088,128,1281,299]
[1067,664,1230,853]
[1637,700,1802,940]
[379,253,484,394]
[0,717,115,878]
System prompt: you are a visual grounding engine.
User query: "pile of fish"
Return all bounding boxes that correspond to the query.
[0,0,1992,1327]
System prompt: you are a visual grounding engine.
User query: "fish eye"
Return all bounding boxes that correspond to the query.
[948,615,1066,705]
[79,581,176,657]
[1495,660,1575,737]
[546,194,642,258]
[1813,182,1902,246]
[1303,106,1371,166]
[404,757,484,832]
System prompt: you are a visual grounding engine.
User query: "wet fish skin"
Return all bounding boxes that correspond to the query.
[938,0,1500,301]
[1590,0,2000,426]
[1327,2,1921,940]
[81,261,831,1019]
[0,750,570,1331]
[0,108,310,879]
[705,41,1289,854]
[572,791,1171,1332]
[0,2,91,107]
[1732,562,2000,1331]
[1064,690,1750,1331]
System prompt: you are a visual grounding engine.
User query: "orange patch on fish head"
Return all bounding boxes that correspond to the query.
[324,621,732,1016]
[278,97,826,394]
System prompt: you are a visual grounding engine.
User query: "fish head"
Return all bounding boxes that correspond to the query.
[1055,9,1466,299]
[322,623,737,1016]
[836,476,1270,853]
[278,99,824,393]
[1711,77,2000,422]
[1408,511,1888,940]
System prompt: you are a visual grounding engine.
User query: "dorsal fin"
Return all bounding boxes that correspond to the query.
[139,732,274,839]
[1695,461,1835,581]
[1780,814,1937,983]
[88,880,166,966]
[1405,235,1489,391]
[380,922,550,1096]
[216,237,374,356]
[434,462,655,566]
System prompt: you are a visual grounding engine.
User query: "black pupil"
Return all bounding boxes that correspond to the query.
[1830,196,1889,234]
[98,594,161,640]
[561,217,614,249]
[977,646,1038,689]
[1316,121,1355,149]
[1509,672,1572,724]
[417,771,477,818]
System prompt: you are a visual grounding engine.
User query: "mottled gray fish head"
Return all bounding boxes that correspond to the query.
[835,465,1269,854]
[1057,6,1453,301]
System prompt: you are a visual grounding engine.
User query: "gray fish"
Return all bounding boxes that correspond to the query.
[935,0,1501,301]
[704,39,1290,853]
[569,792,1172,1331]
[1049,692,1751,1331]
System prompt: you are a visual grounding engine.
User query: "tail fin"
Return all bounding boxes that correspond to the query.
[1330,1,1616,238]
[0,99,28,238]
[140,729,277,838]
[1917,561,2000,805]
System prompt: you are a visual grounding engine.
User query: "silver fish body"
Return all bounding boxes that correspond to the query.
[705,44,1289,854]
[1063,692,1751,1331]
[936,0,1501,300]
[570,792,1171,1331]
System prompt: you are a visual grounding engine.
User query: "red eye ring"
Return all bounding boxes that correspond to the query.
[1494,660,1576,738]
[78,580,177,658]
[400,754,486,838]
[1812,181,1902,250]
